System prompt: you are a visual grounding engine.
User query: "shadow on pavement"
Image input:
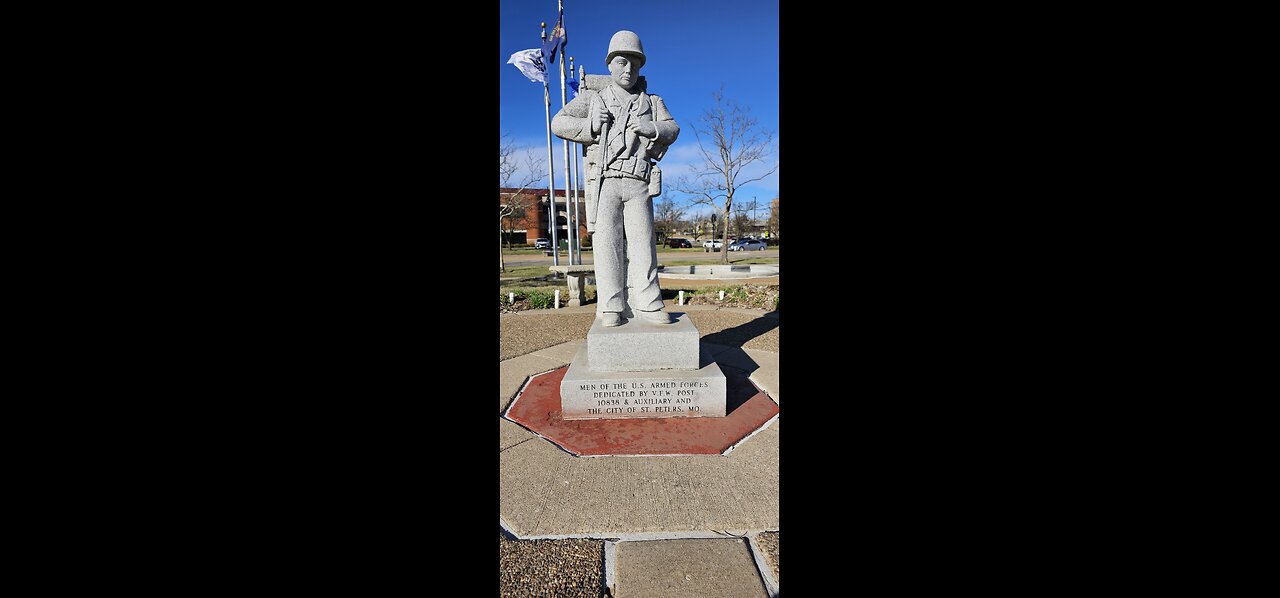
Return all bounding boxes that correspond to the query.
[701,313,779,349]
[724,368,763,415]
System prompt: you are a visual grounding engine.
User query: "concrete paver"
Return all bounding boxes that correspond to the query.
[711,347,760,375]
[699,341,737,361]
[530,339,585,366]
[615,538,768,598]
[500,423,778,537]
[713,348,779,403]
[691,348,778,406]
[501,418,538,452]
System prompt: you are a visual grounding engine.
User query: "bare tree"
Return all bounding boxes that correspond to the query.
[675,215,693,238]
[499,134,546,273]
[732,210,752,239]
[653,193,686,245]
[674,87,778,263]
[502,198,529,249]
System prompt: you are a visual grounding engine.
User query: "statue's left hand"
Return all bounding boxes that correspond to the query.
[634,122,657,139]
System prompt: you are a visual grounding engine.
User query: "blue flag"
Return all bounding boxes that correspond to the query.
[568,73,579,100]
[542,16,566,67]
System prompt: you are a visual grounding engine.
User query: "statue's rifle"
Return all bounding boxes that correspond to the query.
[591,89,608,230]
[582,74,647,231]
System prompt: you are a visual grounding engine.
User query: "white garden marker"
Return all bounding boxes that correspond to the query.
[719,290,725,300]
[678,290,684,305]
[509,292,514,304]
[555,290,560,309]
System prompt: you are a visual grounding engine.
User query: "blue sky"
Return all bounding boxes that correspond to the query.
[500,0,779,219]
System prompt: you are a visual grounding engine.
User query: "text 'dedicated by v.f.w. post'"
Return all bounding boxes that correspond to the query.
[561,375,726,420]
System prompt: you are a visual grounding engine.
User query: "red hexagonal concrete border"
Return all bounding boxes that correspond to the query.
[503,364,778,456]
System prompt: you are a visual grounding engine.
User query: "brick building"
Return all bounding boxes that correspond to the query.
[499,187,588,246]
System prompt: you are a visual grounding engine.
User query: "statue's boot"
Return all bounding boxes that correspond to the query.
[637,309,673,324]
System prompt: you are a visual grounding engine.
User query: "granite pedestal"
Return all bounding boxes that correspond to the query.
[586,311,700,372]
[561,312,726,421]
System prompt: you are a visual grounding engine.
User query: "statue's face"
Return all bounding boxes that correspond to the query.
[608,55,640,90]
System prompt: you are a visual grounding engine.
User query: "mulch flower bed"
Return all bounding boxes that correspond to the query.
[683,284,779,310]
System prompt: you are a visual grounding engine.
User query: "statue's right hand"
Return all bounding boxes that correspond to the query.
[596,102,611,129]
[589,95,610,136]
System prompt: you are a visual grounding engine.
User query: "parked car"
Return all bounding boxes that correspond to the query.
[729,238,767,251]
[666,237,693,248]
[534,238,551,249]
[703,239,723,251]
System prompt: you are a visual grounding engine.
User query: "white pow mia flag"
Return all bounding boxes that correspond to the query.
[507,49,546,84]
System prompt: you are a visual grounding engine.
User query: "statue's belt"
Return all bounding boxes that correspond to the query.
[600,156,651,181]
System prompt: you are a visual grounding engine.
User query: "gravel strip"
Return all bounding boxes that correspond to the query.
[500,313,596,361]
[499,532,604,597]
[755,531,780,583]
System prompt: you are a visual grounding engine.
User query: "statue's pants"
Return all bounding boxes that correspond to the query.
[594,177,664,316]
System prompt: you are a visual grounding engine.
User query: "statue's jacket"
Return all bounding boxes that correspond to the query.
[552,83,679,231]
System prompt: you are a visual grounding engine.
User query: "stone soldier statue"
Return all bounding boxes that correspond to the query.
[552,30,680,327]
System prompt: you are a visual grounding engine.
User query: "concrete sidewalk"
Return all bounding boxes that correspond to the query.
[500,306,779,597]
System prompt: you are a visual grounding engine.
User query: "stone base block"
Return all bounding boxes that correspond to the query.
[587,311,699,371]
[561,344,726,420]
[565,272,587,307]
[551,265,595,308]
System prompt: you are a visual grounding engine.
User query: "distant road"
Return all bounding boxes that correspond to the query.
[502,248,778,268]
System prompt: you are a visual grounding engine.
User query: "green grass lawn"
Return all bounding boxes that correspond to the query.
[498,264,556,279]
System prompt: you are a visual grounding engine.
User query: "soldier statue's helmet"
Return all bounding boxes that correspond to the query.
[605,30,645,69]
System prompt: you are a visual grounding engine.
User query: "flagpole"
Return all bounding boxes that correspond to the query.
[556,3,574,265]
[575,63,585,264]
[567,54,578,265]
[541,22,559,267]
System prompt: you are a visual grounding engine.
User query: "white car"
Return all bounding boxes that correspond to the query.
[729,239,767,251]
[702,239,723,251]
